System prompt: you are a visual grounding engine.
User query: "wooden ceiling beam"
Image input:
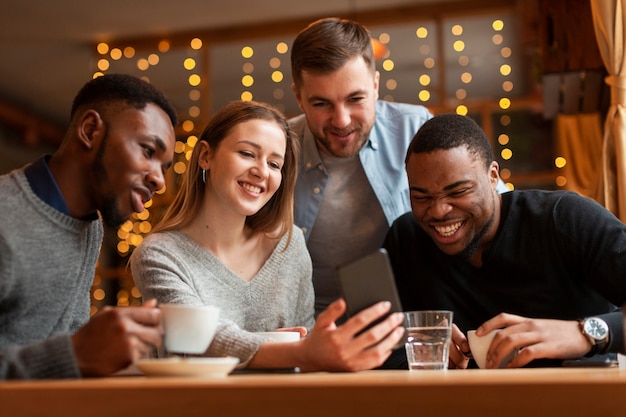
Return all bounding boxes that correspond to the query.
[0,98,65,147]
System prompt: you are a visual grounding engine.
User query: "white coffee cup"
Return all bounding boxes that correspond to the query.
[159,304,220,354]
[255,331,300,343]
[467,329,517,369]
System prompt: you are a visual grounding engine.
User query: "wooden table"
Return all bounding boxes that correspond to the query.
[2,368,626,417]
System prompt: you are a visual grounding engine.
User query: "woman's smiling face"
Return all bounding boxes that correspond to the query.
[203,118,286,217]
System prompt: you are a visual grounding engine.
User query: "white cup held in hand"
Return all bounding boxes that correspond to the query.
[160,304,220,354]
[467,329,517,369]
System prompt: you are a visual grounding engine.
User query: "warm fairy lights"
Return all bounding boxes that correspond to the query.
[91,36,210,309]
[241,46,255,101]
[89,11,554,310]
[110,48,122,60]
[451,23,470,116]
[158,40,170,53]
[555,157,568,187]
[413,26,434,104]
[491,19,516,191]
[236,41,290,110]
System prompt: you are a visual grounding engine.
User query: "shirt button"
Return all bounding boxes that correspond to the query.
[313,187,320,194]
[305,162,312,169]
[371,142,378,150]
[317,165,323,171]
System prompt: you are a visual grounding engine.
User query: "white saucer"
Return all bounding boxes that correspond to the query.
[135,357,239,377]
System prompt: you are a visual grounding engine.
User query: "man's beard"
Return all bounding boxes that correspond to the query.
[93,129,127,228]
[99,196,126,228]
[453,208,495,263]
[313,126,370,158]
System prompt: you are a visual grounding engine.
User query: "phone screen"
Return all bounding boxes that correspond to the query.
[336,249,405,344]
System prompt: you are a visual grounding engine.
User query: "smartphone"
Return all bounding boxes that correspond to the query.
[336,249,405,345]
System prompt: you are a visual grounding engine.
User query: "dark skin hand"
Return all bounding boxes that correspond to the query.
[449,313,593,369]
[476,313,591,368]
[449,324,471,369]
[72,299,163,377]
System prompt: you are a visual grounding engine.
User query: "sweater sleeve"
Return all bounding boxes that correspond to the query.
[0,233,14,303]
[130,235,266,366]
[291,229,315,330]
[207,321,265,367]
[597,310,625,354]
[551,193,626,354]
[0,209,82,380]
[0,333,81,379]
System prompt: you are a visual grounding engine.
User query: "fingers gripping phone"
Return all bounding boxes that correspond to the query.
[337,249,405,346]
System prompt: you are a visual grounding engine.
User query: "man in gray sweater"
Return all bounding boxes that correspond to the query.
[0,73,177,378]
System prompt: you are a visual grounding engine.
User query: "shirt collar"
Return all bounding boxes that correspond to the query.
[302,128,323,172]
[24,155,86,218]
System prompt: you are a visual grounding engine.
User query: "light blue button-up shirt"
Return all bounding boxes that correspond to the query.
[290,100,433,240]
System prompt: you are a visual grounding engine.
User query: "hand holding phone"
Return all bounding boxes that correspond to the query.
[336,249,405,345]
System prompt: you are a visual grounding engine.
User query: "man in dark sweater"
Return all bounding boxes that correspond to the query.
[0,74,177,378]
[384,114,625,369]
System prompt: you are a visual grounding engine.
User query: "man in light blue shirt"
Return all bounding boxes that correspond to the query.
[288,18,433,315]
[290,100,431,315]
[289,18,507,316]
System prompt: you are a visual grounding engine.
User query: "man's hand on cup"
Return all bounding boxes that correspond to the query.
[475,313,590,368]
[72,299,163,377]
[449,324,471,369]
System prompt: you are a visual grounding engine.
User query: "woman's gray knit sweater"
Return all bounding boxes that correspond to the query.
[130,227,314,365]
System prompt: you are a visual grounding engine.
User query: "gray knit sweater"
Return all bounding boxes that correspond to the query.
[0,168,103,378]
[130,228,314,365]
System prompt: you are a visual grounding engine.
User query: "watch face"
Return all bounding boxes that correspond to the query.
[584,318,608,340]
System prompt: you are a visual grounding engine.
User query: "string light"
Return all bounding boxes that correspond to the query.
[97,43,109,55]
[241,46,254,101]
[416,26,432,103]
[492,18,517,191]
[88,11,543,312]
[451,23,471,114]
[276,42,288,54]
[109,48,123,61]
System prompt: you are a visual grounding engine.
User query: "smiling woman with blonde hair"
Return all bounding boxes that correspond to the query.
[131,100,404,372]
[153,100,298,242]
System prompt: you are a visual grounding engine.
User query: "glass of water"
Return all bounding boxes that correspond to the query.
[404,310,453,370]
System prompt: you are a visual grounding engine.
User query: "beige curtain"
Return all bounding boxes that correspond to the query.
[591,0,626,222]
[556,113,604,197]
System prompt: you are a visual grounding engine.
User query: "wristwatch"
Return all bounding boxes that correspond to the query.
[579,317,610,356]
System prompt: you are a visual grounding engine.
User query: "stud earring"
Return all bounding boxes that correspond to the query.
[201,169,207,184]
